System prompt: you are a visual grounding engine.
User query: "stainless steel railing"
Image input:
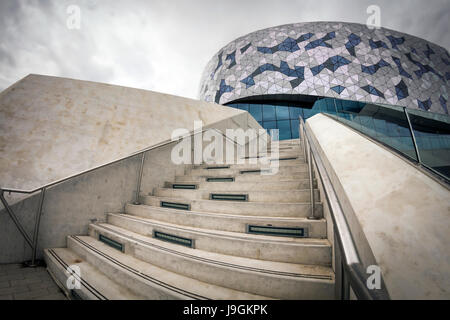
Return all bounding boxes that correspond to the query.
[299,116,390,300]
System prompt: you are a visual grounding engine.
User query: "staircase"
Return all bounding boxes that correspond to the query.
[44,138,335,300]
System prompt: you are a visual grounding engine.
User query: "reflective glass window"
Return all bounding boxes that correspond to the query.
[289,107,303,120]
[249,104,262,122]
[276,106,290,120]
[237,104,249,111]
[407,109,450,178]
[290,119,300,139]
[262,105,276,121]
[263,120,277,135]
[277,120,292,140]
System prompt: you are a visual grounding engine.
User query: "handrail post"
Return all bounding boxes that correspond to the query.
[0,190,33,248]
[307,140,319,220]
[300,118,307,162]
[134,152,146,205]
[302,118,319,220]
[29,187,46,267]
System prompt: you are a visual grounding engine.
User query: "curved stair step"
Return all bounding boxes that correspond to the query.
[125,204,326,237]
[44,247,144,300]
[99,215,332,265]
[152,187,319,203]
[83,224,334,299]
[141,195,322,217]
[64,235,271,300]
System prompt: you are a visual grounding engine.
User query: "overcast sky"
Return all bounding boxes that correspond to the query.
[0,0,449,99]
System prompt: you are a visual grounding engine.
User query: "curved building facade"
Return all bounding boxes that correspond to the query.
[199,22,450,179]
[199,22,449,113]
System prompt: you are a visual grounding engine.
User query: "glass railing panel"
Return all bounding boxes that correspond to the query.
[325,100,418,162]
[407,108,450,177]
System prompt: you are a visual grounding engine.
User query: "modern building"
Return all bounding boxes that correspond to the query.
[199,22,450,179]
[0,22,449,301]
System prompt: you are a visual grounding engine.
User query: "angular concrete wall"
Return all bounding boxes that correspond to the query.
[0,74,244,192]
[307,113,450,299]
[0,75,260,263]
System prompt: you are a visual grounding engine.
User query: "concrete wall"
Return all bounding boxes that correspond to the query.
[306,113,450,299]
[0,74,244,192]
[0,111,262,263]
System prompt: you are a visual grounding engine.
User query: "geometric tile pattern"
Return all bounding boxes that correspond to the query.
[199,22,450,115]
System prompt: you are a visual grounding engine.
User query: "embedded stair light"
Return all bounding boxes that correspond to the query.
[99,234,124,252]
[210,194,248,201]
[239,169,270,174]
[172,184,197,189]
[206,177,235,182]
[153,231,194,248]
[247,225,308,238]
[161,201,190,210]
[205,166,230,170]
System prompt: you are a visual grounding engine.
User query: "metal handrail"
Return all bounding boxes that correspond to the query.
[0,126,248,266]
[299,116,390,300]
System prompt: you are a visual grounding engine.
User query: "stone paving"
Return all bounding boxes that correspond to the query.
[0,263,67,300]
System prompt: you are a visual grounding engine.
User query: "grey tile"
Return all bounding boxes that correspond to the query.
[0,285,29,296]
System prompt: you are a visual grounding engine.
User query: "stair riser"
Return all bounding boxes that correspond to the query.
[175,172,310,182]
[166,180,316,191]
[195,159,305,169]
[239,153,303,161]
[67,236,188,299]
[88,223,333,299]
[103,216,331,265]
[153,188,320,203]
[142,196,323,217]
[125,205,327,237]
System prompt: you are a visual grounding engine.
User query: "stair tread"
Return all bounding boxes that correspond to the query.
[143,194,318,205]
[156,187,314,193]
[91,222,334,281]
[127,203,324,221]
[66,235,271,300]
[106,213,330,245]
[177,175,308,181]
[168,181,314,191]
[45,247,143,299]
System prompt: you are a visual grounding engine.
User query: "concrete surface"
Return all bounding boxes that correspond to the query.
[0,263,66,300]
[0,75,254,264]
[307,113,450,299]
[43,138,335,299]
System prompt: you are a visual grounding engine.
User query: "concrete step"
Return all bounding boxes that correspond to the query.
[188,165,308,177]
[66,235,269,299]
[175,172,310,182]
[194,158,305,169]
[125,204,327,237]
[87,222,334,299]
[247,151,302,158]
[165,179,317,191]
[44,247,144,299]
[101,216,331,265]
[141,195,323,218]
[152,187,320,203]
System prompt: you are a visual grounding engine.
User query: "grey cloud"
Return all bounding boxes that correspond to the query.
[0,0,448,98]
